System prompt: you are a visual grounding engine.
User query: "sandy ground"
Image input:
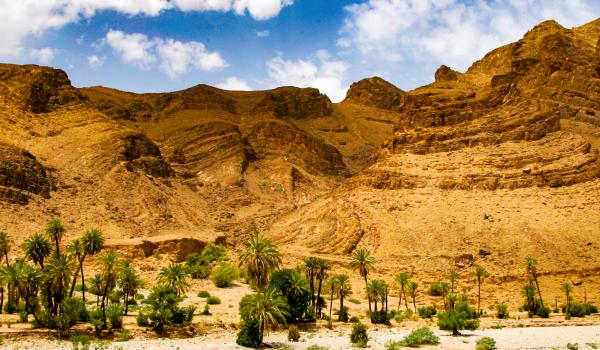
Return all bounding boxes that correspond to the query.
[1,325,599,350]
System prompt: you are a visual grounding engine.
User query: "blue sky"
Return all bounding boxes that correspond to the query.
[1,0,598,102]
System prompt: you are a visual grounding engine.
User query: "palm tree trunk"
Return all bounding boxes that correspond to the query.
[101,283,109,329]
[259,321,264,345]
[309,271,315,310]
[80,261,86,303]
[402,286,409,310]
[441,289,447,311]
[329,285,334,322]
[69,266,80,297]
[412,293,416,312]
[316,272,324,317]
[385,285,388,315]
[124,290,129,315]
[532,272,544,309]
[364,275,372,315]
[477,276,481,315]
[0,287,4,314]
[398,290,402,310]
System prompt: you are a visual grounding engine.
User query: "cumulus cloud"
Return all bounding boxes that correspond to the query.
[217,76,252,90]
[104,30,226,79]
[30,47,55,64]
[156,38,228,79]
[172,0,294,20]
[339,0,600,70]
[0,0,292,59]
[256,30,270,37]
[87,55,106,69]
[266,50,350,102]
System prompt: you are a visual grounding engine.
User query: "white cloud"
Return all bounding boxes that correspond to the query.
[87,55,105,69]
[266,51,350,102]
[172,0,293,20]
[30,47,55,64]
[104,30,226,79]
[217,76,252,90]
[339,0,600,70]
[155,38,227,79]
[105,30,156,70]
[0,0,292,59]
[256,30,270,37]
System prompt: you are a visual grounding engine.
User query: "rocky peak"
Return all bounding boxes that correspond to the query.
[252,87,333,119]
[434,65,460,82]
[343,76,407,111]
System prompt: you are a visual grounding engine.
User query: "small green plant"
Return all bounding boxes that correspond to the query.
[350,321,368,348]
[398,327,440,348]
[288,324,300,342]
[418,306,437,319]
[350,316,360,323]
[136,311,149,327]
[495,304,509,319]
[201,304,211,315]
[567,343,579,350]
[116,330,131,342]
[197,290,211,298]
[585,343,598,349]
[211,262,240,288]
[70,334,91,350]
[19,310,28,323]
[476,337,496,350]
[207,296,222,305]
[307,346,330,350]
[106,303,124,330]
[349,298,361,304]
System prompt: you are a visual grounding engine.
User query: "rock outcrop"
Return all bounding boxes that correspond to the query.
[252,87,333,119]
[343,77,407,111]
[0,142,53,203]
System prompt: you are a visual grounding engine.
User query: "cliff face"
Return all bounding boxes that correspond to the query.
[0,19,598,304]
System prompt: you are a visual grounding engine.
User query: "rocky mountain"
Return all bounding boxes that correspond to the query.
[0,19,598,303]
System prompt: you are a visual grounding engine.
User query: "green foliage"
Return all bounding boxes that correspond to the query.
[495,304,509,319]
[19,310,28,323]
[116,330,131,342]
[418,305,437,319]
[349,298,361,304]
[187,264,212,279]
[211,262,240,288]
[562,303,597,317]
[136,311,149,327]
[70,334,91,350]
[307,346,330,350]
[172,305,196,325]
[158,263,191,296]
[394,309,414,323]
[567,343,579,350]
[201,304,211,315]
[438,299,480,336]
[476,337,497,350]
[146,285,183,333]
[350,316,360,323]
[89,308,105,333]
[386,327,440,349]
[370,310,389,324]
[106,303,124,330]
[201,243,229,263]
[236,317,261,348]
[207,296,221,305]
[269,268,311,323]
[350,321,368,348]
[338,306,349,322]
[288,324,300,342]
[197,290,211,298]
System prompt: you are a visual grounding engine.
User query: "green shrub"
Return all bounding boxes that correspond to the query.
[187,264,211,279]
[207,296,222,305]
[236,317,261,348]
[429,282,444,296]
[418,306,437,319]
[201,304,211,315]
[307,346,330,350]
[386,327,440,348]
[211,262,240,288]
[567,343,579,350]
[394,309,414,323]
[476,337,497,350]
[350,321,368,348]
[116,330,131,342]
[172,305,196,325]
[288,324,300,342]
[106,303,124,330]
[198,290,211,298]
[338,306,349,322]
[349,298,361,304]
[438,309,479,336]
[89,308,105,334]
[370,310,389,324]
[71,334,91,350]
[61,297,87,325]
[136,311,149,327]
[495,304,509,319]
[201,243,229,263]
[563,303,598,317]
[135,293,145,300]
[349,316,360,323]
[19,310,28,323]
[146,285,182,333]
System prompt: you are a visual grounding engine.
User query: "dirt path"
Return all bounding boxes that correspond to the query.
[2,325,599,350]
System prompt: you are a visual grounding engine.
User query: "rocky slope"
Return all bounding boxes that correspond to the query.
[0,19,598,305]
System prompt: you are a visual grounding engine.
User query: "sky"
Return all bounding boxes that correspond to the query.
[1,1,598,102]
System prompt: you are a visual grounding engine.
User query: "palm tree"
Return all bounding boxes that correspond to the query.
[350,249,376,315]
[0,261,21,309]
[158,263,190,296]
[80,228,104,302]
[334,274,352,317]
[0,231,11,314]
[303,257,320,309]
[407,281,418,312]
[88,273,103,306]
[447,269,459,294]
[45,219,66,255]
[45,253,75,315]
[67,239,83,297]
[238,233,282,290]
[19,262,42,314]
[118,261,144,315]
[394,272,411,311]
[440,282,450,311]
[525,257,544,309]
[328,276,338,322]
[24,233,51,269]
[98,250,120,328]
[562,282,573,319]
[367,279,387,312]
[239,285,289,345]
[315,258,331,317]
[472,266,489,315]
[0,231,11,265]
